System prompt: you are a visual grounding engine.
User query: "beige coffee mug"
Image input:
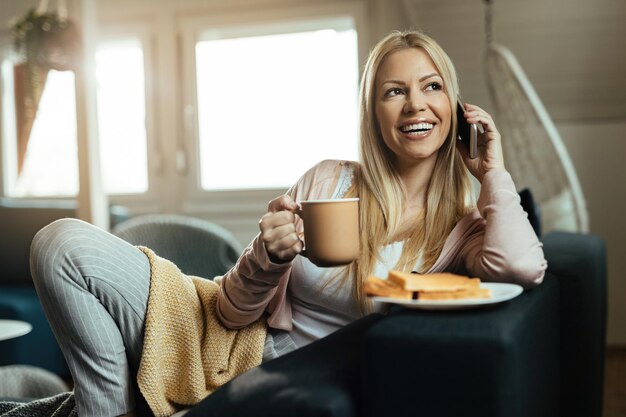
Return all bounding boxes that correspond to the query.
[296,198,360,267]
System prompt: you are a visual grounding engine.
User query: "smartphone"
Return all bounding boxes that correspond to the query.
[457,100,478,159]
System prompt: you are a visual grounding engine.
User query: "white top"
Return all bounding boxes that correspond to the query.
[287,164,417,347]
[288,241,407,347]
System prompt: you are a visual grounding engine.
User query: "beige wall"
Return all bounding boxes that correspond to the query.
[558,122,626,346]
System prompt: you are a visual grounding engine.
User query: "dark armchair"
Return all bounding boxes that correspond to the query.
[112,214,243,279]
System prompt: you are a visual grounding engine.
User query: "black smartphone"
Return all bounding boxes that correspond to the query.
[457,100,478,159]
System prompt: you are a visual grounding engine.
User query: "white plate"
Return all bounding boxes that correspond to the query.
[371,282,524,311]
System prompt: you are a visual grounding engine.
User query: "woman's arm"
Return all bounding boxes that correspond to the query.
[456,103,546,287]
[461,169,547,288]
[216,233,294,330]
[216,160,348,330]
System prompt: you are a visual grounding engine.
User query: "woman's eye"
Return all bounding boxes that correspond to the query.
[425,82,443,92]
[385,87,404,97]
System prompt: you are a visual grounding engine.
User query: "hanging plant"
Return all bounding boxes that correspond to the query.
[11,7,81,71]
[9,6,81,175]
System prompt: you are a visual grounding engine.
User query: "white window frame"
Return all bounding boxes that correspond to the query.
[176,2,369,228]
[0,37,16,198]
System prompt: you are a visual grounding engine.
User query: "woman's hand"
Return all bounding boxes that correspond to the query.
[259,195,303,264]
[458,103,505,182]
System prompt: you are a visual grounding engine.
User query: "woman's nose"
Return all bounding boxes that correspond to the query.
[403,91,426,114]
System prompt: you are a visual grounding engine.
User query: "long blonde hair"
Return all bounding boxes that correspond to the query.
[346,29,474,311]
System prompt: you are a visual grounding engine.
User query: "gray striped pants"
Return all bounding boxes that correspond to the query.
[30,218,150,417]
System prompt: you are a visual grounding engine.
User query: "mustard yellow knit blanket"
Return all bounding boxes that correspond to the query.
[136,247,267,417]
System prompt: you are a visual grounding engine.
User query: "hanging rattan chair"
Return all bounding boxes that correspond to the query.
[481,0,588,234]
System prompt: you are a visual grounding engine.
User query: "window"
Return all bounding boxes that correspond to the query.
[95,38,148,195]
[194,18,359,190]
[1,36,148,197]
[3,66,79,197]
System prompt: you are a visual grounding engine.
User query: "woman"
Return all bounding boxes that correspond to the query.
[30,30,546,417]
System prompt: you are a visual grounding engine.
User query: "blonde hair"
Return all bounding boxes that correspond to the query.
[345,29,474,311]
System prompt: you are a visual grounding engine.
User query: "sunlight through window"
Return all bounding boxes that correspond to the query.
[96,38,148,194]
[12,70,78,197]
[195,23,359,190]
[3,37,148,197]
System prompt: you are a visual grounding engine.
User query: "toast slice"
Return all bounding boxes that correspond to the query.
[388,270,480,292]
[417,287,492,300]
[364,276,413,300]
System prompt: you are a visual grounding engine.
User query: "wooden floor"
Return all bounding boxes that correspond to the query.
[604,347,626,417]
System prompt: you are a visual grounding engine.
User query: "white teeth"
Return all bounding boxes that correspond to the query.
[400,123,434,132]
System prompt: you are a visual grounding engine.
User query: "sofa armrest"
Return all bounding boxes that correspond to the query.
[541,232,607,417]
[362,277,560,417]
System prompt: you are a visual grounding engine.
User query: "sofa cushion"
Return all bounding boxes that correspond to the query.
[518,188,541,237]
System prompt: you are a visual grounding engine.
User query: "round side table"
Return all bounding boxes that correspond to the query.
[0,319,32,342]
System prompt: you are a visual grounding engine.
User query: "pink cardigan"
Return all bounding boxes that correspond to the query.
[216,160,547,331]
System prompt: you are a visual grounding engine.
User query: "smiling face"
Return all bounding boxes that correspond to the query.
[374,47,452,170]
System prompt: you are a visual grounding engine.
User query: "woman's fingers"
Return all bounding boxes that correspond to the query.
[459,103,506,181]
[463,104,496,133]
[259,199,303,263]
[267,194,299,213]
[259,210,295,233]
[260,212,298,249]
[263,225,304,261]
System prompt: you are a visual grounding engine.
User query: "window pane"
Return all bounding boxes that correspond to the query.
[196,25,359,190]
[9,69,79,197]
[1,38,148,197]
[96,38,148,194]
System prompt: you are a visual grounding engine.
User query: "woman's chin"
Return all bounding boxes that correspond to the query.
[395,150,440,167]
